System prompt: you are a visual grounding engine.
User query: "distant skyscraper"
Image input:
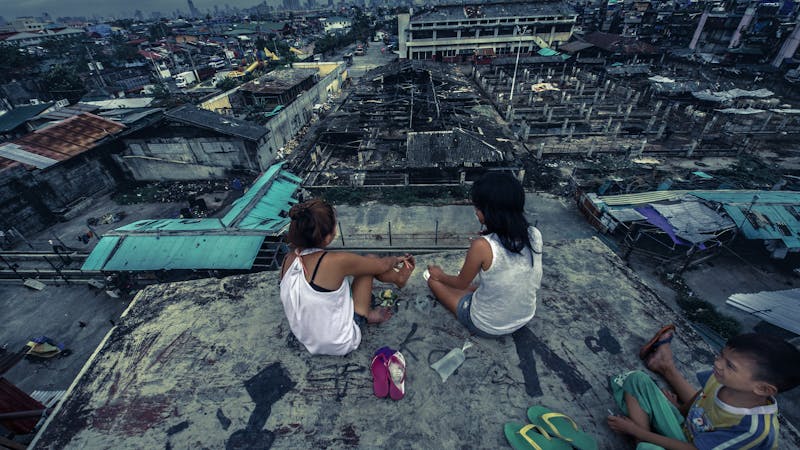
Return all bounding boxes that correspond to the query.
[187,0,201,17]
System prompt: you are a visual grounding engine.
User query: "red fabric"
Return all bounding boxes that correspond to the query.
[0,377,45,434]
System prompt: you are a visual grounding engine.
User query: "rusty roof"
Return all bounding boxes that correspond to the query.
[0,113,125,170]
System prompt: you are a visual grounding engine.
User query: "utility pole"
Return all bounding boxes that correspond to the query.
[508,26,530,120]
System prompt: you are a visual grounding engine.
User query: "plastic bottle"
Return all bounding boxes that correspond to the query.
[430,340,473,382]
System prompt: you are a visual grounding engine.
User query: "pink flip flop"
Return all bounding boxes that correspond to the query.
[387,351,406,401]
[371,352,390,398]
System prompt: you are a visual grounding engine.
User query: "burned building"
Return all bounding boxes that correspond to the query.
[238,69,318,109]
[293,61,522,187]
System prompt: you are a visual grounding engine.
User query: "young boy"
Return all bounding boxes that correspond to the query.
[607,327,800,450]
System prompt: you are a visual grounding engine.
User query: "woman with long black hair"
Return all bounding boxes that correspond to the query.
[427,172,542,337]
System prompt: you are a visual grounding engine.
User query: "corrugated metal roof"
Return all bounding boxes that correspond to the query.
[81,236,121,271]
[113,218,226,233]
[721,204,800,249]
[727,289,800,334]
[99,235,265,271]
[0,102,53,133]
[82,163,301,271]
[599,190,800,248]
[3,113,125,166]
[221,162,301,232]
[689,191,800,205]
[691,191,800,248]
[165,105,267,142]
[0,142,59,169]
[33,103,100,122]
[598,190,691,206]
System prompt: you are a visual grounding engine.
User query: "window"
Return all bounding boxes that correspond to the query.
[412,30,434,39]
[438,29,458,38]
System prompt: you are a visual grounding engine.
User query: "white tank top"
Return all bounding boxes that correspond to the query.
[470,227,543,335]
[279,249,361,355]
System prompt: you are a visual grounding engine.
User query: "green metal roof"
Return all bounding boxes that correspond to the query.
[721,204,800,249]
[115,218,226,233]
[689,191,800,205]
[222,162,301,232]
[81,236,121,271]
[99,235,265,271]
[81,162,301,272]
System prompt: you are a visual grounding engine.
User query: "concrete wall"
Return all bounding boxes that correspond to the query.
[0,154,117,237]
[116,137,261,181]
[260,62,348,158]
[398,13,410,59]
[198,62,347,168]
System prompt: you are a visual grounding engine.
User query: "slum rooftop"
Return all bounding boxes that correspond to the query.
[165,105,269,142]
[239,69,318,95]
[32,239,800,448]
[412,1,577,21]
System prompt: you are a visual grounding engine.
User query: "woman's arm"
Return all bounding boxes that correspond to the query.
[428,238,491,290]
[330,252,407,278]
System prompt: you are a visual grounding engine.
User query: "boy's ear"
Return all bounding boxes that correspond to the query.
[754,381,778,397]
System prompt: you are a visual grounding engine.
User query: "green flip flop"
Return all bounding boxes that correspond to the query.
[526,406,598,450]
[503,421,572,450]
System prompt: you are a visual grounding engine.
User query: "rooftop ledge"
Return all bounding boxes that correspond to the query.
[32,238,800,449]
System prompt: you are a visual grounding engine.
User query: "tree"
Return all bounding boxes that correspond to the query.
[41,65,86,103]
[149,22,171,41]
[0,44,37,82]
[151,83,171,99]
[109,34,139,62]
[216,78,237,91]
[111,19,134,28]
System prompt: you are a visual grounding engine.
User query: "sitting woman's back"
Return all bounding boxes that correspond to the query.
[279,199,414,356]
[470,226,542,335]
[281,248,361,355]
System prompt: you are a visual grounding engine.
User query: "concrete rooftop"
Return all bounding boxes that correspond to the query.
[31,238,800,449]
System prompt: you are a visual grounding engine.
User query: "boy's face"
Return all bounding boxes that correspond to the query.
[713,347,776,397]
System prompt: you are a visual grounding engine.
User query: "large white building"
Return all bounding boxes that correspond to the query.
[398,2,577,62]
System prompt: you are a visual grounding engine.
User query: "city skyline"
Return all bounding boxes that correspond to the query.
[2,0,278,20]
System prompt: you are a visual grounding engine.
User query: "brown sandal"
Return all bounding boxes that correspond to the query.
[638,324,676,360]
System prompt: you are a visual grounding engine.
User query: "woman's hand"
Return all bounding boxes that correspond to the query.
[427,264,445,281]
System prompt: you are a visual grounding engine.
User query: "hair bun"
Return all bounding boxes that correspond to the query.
[289,203,309,220]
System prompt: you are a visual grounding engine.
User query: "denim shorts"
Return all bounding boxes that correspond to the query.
[456,293,500,339]
[354,313,366,327]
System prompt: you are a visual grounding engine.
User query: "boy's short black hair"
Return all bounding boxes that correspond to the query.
[726,333,800,393]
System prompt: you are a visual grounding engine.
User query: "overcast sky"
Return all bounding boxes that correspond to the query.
[2,0,270,20]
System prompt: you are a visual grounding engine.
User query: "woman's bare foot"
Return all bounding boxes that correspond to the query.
[366,307,392,324]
